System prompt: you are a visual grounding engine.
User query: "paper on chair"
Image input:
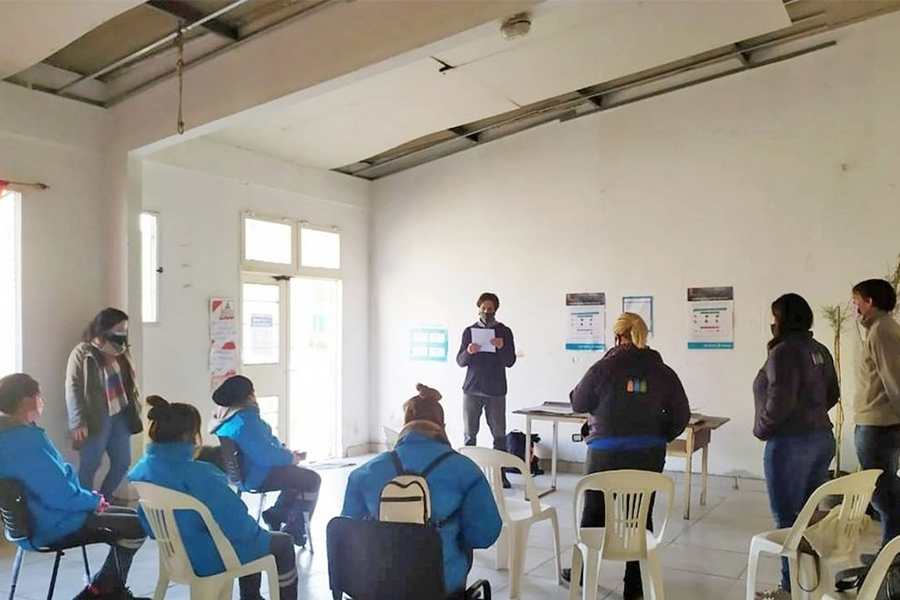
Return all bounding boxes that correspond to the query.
[470,327,496,353]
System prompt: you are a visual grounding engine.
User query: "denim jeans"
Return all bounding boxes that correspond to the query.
[78,410,133,498]
[764,429,835,591]
[855,425,900,546]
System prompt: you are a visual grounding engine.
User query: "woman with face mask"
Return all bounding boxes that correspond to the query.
[66,307,143,500]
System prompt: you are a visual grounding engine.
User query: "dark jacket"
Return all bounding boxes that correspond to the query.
[65,342,142,436]
[752,332,839,440]
[570,345,690,447]
[456,321,516,397]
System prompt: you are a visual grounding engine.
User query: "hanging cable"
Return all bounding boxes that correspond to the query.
[176,27,185,135]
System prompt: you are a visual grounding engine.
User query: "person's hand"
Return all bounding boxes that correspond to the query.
[73,426,89,443]
[292,452,302,465]
[467,342,481,355]
[490,337,504,349]
[97,495,110,513]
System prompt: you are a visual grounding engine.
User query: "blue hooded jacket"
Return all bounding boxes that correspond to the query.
[128,442,271,577]
[0,417,100,550]
[341,431,502,595]
[209,406,291,490]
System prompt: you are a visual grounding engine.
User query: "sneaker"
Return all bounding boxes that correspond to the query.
[72,587,150,600]
[560,568,582,586]
[282,512,308,548]
[755,588,791,600]
[114,588,151,600]
[261,507,284,531]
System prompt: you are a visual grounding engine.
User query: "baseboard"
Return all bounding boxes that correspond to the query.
[344,443,378,458]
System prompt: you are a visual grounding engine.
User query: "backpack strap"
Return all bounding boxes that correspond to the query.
[389,451,406,476]
[421,450,456,477]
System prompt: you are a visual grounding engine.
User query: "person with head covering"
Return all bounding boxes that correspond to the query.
[562,313,690,600]
[752,293,839,600]
[129,396,298,600]
[341,383,502,599]
[208,375,321,547]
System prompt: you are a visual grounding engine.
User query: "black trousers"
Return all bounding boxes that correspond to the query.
[261,465,322,516]
[581,446,666,590]
[238,531,298,600]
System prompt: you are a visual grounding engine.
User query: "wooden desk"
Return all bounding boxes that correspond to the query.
[513,403,730,519]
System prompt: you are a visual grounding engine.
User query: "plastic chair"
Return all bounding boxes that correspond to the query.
[382,426,400,451]
[823,534,900,600]
[458,447,563,599]
[568,470,675,600]
[746,469,882,600]
[133,482,280,600]
[0,478,112,600]
[217,437,314,553]
[326,516,491,600]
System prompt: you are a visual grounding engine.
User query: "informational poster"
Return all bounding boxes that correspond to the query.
[566,292,606,351]
[409,326,449,362]
[210,298,239,391]
[687,287,734,349]
[623,295,654,334]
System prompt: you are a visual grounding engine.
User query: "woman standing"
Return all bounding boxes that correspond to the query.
[66,308,143,499]
[752,293,839,600]
[563,313,690,600]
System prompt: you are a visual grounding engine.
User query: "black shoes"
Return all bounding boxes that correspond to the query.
[560,567,643,600]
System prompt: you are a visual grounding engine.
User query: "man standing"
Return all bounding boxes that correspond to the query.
[457,292,517,487]
[853,278,900,548]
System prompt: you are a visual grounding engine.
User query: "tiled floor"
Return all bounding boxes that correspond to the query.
[0,462,881,600]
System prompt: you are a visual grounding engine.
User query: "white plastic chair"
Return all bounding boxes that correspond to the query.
[459,446,563,599]
[746,469,882,600]
[133,482,280,600]
[823,533,900,600]
[382,426,400,451]
[569,470,674,600]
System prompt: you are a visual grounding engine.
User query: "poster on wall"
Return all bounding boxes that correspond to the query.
[210,298,239,391]
[409,326,449,361]
[566,292,606,351]
[687,287,734,349]
[623,295,654,334]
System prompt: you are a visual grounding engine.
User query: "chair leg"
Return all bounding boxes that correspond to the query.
[788,555,802,600]
[266,562,281,600]
[8,547,24,600]
[583,548,600,600]
[494,527,509,571]
[304,510,314,554]
[152,566,170,600]
[81,546,91,583]
[508,525,526,599]
[646,548,666,600]
[256,492,267,523]
[549,511,563,585]
[568,546,583,600]
[46,551,63,600]
[639,559,654,600]
[746,542,762,600]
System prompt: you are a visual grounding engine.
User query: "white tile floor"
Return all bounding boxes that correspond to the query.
[0,462,882,600]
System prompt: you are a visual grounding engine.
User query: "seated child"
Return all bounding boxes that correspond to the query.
[0,373,147,600]
[129,396,297,600]
[341,384,502,599]
[209,376,320,547]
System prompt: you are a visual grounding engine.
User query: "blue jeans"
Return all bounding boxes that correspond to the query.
[855,425,900,546]
[764,429,835,591]
[78,410,132,498]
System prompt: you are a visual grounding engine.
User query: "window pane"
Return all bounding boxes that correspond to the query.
[300,228,340,269]
[140,212,159,323]
[242,283,280,364]
[245,218,292,265]
[256,395,280,438]
[0,191,20,375]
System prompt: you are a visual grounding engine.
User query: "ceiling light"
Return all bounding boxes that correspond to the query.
[501,13,531,41]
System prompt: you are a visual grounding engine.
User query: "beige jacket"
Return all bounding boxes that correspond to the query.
[854,311,900,426]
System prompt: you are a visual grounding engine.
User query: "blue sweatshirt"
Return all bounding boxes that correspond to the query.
[0,417,100,550]
[341,432,502,595]
[209,406,292,490]
[128,442,271,577]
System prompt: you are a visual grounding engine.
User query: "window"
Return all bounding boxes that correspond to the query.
[300,227,341,269]
[244,217,293,265]
[242,283,280,365]
[0,190,20,375]
[140,212,160,323]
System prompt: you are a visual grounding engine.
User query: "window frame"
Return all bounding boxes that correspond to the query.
[0,189,22,373]
[241,212,342,278]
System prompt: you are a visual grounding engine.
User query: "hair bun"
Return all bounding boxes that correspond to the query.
[146,395,172,422]
[415,383,442,403]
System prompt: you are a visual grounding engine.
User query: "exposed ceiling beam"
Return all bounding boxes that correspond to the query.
[146,0,240,41]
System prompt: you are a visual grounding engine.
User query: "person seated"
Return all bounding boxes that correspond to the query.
[0,373,148,600]
[129,396,298,600]
[208,375,321,547]
[341,384,502,600]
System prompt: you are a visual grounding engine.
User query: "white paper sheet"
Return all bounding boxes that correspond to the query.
[470,327,496,353]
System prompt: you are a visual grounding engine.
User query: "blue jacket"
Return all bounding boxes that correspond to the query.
[128,442,271,577]
[210,407,291,490]
[0,418,100,550]
[341,432,502,595]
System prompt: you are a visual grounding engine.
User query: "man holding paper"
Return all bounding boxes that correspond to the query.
[457,292,517,485]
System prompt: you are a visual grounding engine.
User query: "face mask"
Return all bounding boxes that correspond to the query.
[479,311,496,324]
[109,333,128,347]
[100,341,126,356]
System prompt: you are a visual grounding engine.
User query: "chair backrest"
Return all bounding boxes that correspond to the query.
[573,470,675,561]
[855,533,900,600]
[0,478,30,542]
[217,437,245,487]
[781,469,882,557]
[458,447,542,519]
[326,516,445,600]
[133,481,243,582]
[382,426,399,451]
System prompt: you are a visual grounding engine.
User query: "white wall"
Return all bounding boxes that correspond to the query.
[141,139,371,455]
[0,82,112,457]
[370,12,900,478]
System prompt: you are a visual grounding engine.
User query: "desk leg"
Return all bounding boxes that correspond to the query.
[683,429,694,520]
[524,416,532,500]
[551,420,559,491]
[700,443,709,507]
